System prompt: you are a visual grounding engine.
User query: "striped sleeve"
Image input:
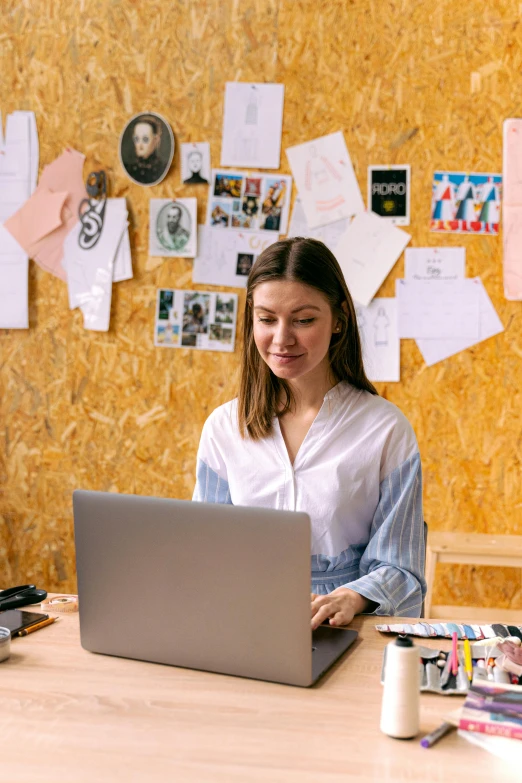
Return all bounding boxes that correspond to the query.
[192,413,233,505]
[343,453,426,617]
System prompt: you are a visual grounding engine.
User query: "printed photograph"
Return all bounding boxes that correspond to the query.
[210,201,232,227]
[181,142,210,185]
[214,173,243,198]
[215,293,236,323]
[245,177,262,196]
[368,166,410,225]
[236,253,254,276]
[119,112,174,187]
[158,289,174,319]
[260,177,288,231]
[182,292,210,343]
[156,323,180,346]
[209,324,233,344]
[242,194,259,219]
[156,201,192,252]
[231,213,252,229]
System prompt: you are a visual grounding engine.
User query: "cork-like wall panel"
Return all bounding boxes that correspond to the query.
[1,0,521,609]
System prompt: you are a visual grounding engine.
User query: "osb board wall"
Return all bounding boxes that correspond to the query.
[1,0,521,609]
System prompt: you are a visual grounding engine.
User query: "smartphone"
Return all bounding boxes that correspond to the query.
[0,609,49,636]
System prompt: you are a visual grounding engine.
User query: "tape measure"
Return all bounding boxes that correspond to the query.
[41,595,79,613]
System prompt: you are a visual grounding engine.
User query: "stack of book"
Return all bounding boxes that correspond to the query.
[458,681,522,760]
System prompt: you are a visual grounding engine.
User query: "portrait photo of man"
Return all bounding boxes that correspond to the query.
[181,142,211,186]
[157,202,191,252]
[119,112,174,187]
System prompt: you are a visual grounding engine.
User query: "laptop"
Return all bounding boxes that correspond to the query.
[73,490,358,687]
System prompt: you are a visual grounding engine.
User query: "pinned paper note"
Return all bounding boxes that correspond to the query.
[0,110,38,329]
[155,289,238,352]
[181,142,211,185]
[220,83,284,170]
[404,247,465,281]
[192,226,277,288]
[396,278,480,340]
[503,119,522,300]
[356,298,400,382]
[335,212,410,307]
[287,197,349,253]
[416,279,504,366]
[286,131,364,229]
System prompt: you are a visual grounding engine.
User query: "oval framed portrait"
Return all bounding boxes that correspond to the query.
[119,111,174,187]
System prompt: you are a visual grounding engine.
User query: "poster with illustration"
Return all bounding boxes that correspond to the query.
[286,131,364,229]
[430,171,502,234]
[149,198,197,258]
[368,165,410,226]
[220,82,285,169]
[155,288,237,352]
[207,169,292,234]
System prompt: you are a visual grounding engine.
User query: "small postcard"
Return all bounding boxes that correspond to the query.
[368,165,410,226]
[149,198,197,258]
[430,171,502,235]
[181,142,211,185]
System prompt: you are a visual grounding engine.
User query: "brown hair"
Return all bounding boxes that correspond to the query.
[238,237,377,439]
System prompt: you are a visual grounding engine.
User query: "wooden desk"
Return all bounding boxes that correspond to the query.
[0,604,519,782]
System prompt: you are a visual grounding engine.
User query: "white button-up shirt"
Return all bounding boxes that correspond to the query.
[193,382,426,616]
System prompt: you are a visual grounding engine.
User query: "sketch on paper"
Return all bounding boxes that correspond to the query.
[286,131,364,229]
[287,197,349,253]
[220,83,285,170]
[181,142,211,185]
[356,298,400,382]
[430,171,502,234]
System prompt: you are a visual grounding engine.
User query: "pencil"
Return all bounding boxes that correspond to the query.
[463,638,473,681]
[17,617,57,636]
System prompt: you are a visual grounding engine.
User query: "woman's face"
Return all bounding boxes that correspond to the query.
[132,122,158,159]
[253,280,340,383]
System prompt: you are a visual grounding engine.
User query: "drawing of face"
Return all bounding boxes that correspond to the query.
[132,121,159,159]
[188,151,202,174]
[167,205,182,234]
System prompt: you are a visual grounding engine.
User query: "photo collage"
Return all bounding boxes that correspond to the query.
[207,169,292,234]
[155,288,238,353]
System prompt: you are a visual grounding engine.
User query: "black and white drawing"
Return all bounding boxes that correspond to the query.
[149,198,197,258]
[181,142,211,185]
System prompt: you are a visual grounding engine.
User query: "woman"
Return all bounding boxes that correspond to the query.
[193,238,426,628]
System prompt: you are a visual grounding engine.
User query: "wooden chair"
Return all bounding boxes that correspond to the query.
[425,532,522,622]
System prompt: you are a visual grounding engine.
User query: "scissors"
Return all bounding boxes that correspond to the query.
[0,584,47,611]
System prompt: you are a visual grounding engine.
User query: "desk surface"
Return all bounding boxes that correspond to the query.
[1,602,519,782]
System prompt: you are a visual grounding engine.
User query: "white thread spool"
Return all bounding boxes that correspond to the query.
[0,627,11,663]
[380,635,420,739]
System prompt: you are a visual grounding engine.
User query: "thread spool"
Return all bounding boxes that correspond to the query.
[380,635,420,739]
[41,595,79,613]
[0,627,11,663]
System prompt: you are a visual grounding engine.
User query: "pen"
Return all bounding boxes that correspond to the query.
[17,617,57,636]
[463,638,473,681]
[451,631,458,676]
[420,721,455,748]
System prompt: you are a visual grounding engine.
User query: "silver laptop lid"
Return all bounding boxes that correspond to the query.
[73,490,313,686]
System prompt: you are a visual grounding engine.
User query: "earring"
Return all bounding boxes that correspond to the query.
[335,326,341,332]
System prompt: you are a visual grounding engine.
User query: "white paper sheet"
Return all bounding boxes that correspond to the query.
[286,196,349,252]
[286,131,364,229]
[503,119,522,300]
[62,199,128,331]
[396,278,481,340]
[181,142,211,185]
[416,279,503,366]
[0,111,38,329]
[221,83,284,170]
[155,288,238,352]
[149,198,197,258]
[404,247,465,281]
[335,212,410,307]
[356,298,400,382]
[112,225,133,282]
[192,225,277,288]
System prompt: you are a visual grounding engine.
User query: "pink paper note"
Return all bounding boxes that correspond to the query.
[4,187,67,248]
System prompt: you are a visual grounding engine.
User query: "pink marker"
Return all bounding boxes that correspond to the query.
[451,631,458,676]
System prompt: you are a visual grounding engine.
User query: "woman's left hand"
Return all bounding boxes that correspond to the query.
[311,588,369,630]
